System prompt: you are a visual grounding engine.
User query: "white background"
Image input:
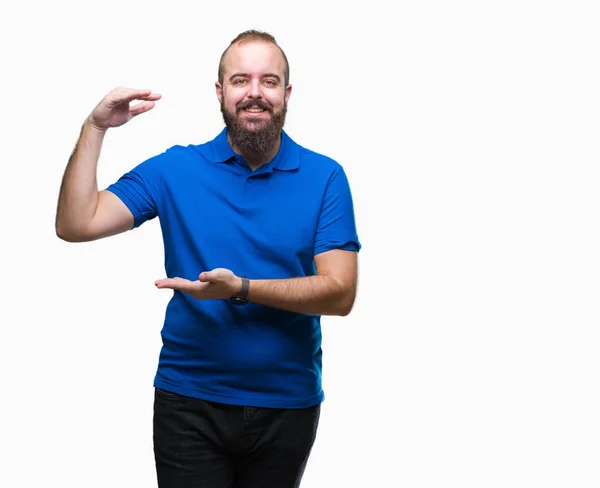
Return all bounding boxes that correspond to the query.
[1,1,599,487]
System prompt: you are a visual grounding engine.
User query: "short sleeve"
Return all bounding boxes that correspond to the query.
[313,166,361,256]
[105,159,159,228]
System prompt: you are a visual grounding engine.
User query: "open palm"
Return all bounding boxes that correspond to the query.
[155,268,241,301]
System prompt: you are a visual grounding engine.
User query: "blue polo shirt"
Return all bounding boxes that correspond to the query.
[106,128,361,408]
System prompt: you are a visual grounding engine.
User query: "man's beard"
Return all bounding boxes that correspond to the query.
[221,98,287,155]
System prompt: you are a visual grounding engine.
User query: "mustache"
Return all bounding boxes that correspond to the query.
[236,99,272,112]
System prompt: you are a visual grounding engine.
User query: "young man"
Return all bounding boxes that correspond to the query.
[56,30,361,487]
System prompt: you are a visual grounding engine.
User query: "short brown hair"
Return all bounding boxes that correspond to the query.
[218,30,290,86]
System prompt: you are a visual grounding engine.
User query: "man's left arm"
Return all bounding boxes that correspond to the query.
[155,251,358,316]
[245,249,358,316]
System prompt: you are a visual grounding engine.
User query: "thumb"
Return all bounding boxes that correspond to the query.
[199,271,215,283]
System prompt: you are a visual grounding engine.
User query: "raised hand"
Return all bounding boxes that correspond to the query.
[155,268,242,301]
[87,87,162,131]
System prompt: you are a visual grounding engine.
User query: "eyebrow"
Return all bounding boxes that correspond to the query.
[229,73,282,82]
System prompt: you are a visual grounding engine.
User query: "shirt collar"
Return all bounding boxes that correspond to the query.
[211,127,237,163]
[271,130,300,171]
[210,127,300,171]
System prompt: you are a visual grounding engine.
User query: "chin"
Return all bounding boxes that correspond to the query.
[239,118,269,130]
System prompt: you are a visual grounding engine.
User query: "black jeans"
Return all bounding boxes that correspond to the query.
[153,388,321,488]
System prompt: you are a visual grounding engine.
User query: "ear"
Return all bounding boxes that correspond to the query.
[284,83,292,103]
[215,81,223,103]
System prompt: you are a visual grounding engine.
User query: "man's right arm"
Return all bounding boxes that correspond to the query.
[55,88,161,243]
[55,121,133,242]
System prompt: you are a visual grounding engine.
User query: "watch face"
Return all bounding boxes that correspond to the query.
[230,297,248,306]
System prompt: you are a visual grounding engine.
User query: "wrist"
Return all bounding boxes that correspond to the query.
[229,276,250,306]
[84,117,108,135]
[233,276,243,296]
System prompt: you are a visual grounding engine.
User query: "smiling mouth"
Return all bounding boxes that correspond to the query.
[238,100,271,113]
[240,108,270,120]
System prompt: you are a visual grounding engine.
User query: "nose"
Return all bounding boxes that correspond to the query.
[247,79,262,99]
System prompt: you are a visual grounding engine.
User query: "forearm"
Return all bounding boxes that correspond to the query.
[55,120,106,237]
[247,274,355,316]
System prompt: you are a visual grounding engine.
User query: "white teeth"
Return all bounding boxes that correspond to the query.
[246,108,264,113]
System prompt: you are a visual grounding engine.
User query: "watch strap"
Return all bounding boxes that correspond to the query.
[237,277,250,300]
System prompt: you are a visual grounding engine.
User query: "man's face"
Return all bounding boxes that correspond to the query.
[216,40,292,154]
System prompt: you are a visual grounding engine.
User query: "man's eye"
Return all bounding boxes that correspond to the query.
[233,79,247,85]
[263,80,277,86]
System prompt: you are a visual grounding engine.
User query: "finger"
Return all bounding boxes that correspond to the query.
[139,93,162,101]
[155,277,192,289]
[130,100,157,117]
[106,88,160,108]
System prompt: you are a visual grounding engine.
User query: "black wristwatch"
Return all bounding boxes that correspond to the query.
[229,277,250,306]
